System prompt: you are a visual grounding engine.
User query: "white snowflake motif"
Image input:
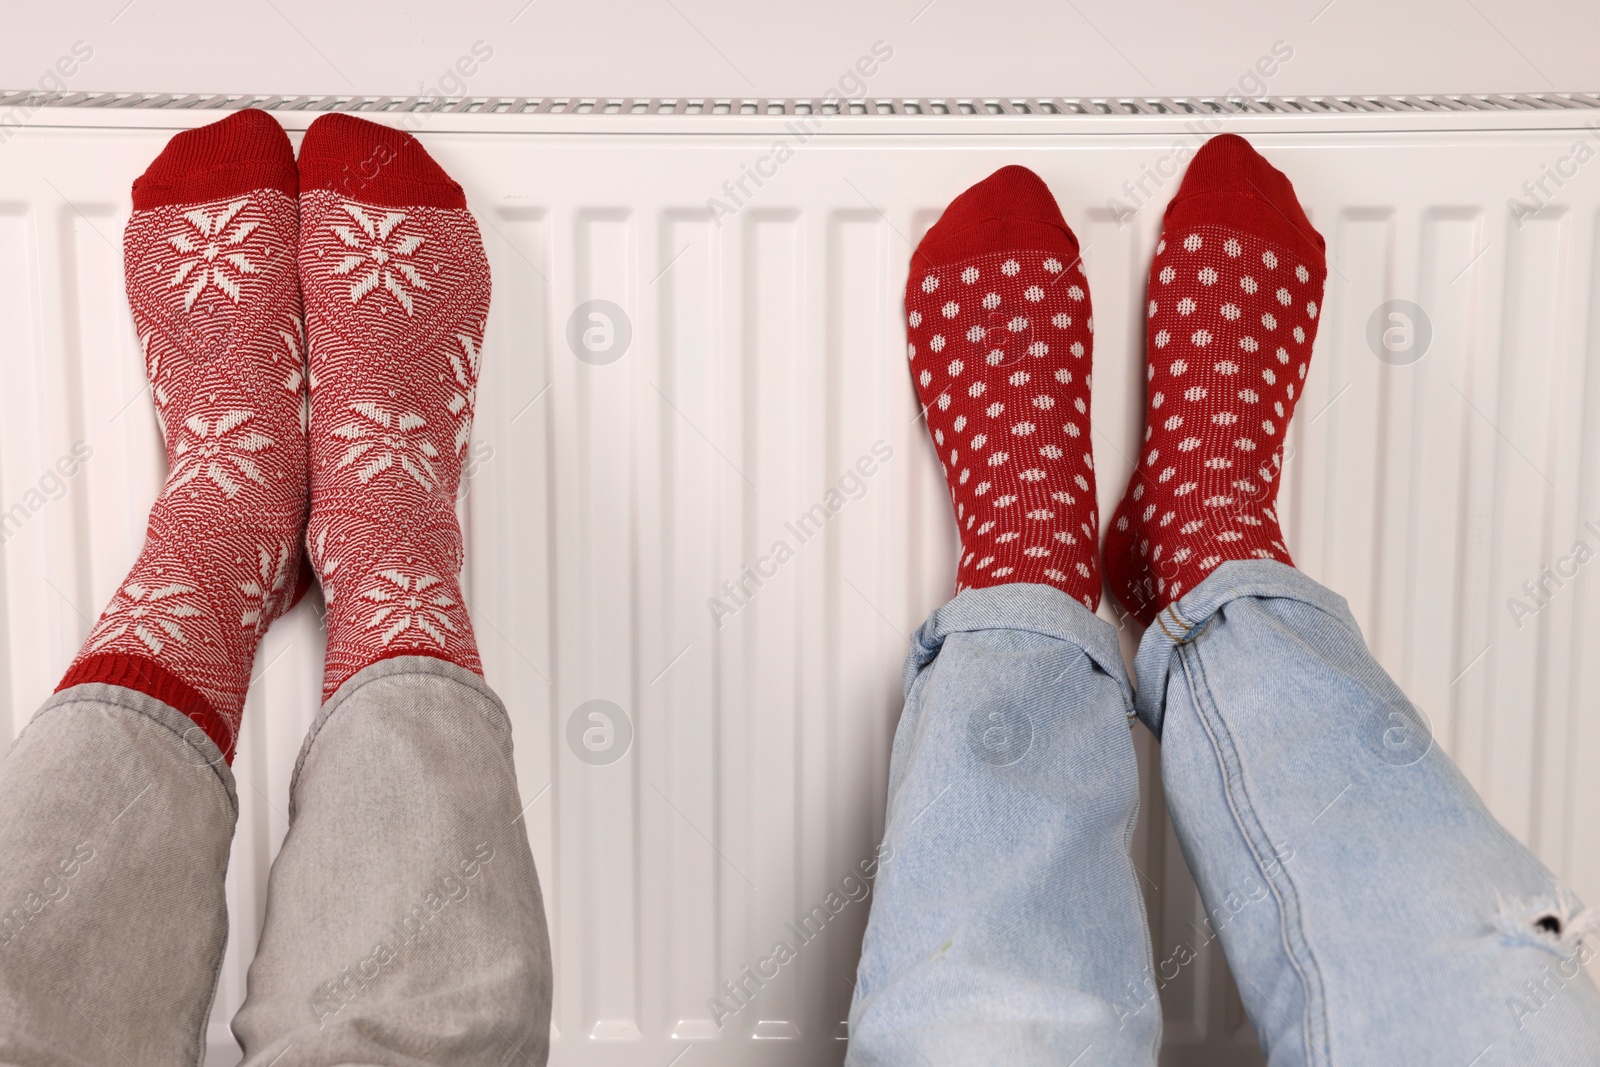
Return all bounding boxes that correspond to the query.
[141,332,174,437]
[309,525,343,611]
[277,318,306,394]
[165,198,262,310]
[446,330,482,456]
[239,543,297,635]
[332,401,440,491]
[328,205,429,315]
[362,569,459,647]
[276,316,309,432]
[168,410,275,498]
[88,581,205,655]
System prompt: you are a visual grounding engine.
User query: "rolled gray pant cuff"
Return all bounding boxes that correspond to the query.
[288,655,516,819]
[233,655,553,1066]
[0,682,236,1067]
[38,679,237,805]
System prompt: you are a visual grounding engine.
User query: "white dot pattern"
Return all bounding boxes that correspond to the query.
[1106,224,1325,621]
[907,250,1099,608]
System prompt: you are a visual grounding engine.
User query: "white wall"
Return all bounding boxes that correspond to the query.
[2,0,1597,103]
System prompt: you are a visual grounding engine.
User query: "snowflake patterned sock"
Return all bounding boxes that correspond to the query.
[905,165,1101,609]
[57,109,308,762]
[1103,134,1326,625]
[298,114,488,700]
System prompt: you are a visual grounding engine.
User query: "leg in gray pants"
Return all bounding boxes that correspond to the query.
[0,656,552,1067]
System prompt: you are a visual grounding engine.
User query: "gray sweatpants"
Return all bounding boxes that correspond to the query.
[0,656,552,1067]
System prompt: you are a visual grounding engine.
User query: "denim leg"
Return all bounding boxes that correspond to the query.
[847,582,1160,1067]
[0,684,236,1067]
[231,657,552,1065]
[1134,559,1600,1066]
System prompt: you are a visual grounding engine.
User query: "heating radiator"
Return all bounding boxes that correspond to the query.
[1,91,1599,1066]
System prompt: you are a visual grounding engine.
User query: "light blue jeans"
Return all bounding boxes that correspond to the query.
[847,561,1600,1065]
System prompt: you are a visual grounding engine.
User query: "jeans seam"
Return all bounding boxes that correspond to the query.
[191,922,229,1067]
[1118,771,1163,1066]
[1179,639,1332,1065]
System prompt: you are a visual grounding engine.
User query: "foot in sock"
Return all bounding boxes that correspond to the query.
[298,114,489,700]
[57,109,307,762]
[1103,133,1327,625]
[904,166,1101,610]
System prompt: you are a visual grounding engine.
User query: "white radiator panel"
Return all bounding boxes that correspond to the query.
[0,108,1597,1066]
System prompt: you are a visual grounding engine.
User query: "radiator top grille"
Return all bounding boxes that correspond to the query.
[4,90,1600,116]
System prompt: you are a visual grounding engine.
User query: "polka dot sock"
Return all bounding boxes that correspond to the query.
[904,166,1101,610]
[297,115,489,700]
[1103,134,1327,625]
[56,109,308,763]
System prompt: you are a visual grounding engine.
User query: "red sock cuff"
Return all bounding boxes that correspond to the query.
[131,108,297,210]
[57,652,236,763]
[296,113,466,209]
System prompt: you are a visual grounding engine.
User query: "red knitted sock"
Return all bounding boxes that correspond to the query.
[57,109,307,762]
[905,166,1101,609]
[1104,134,1327,625]
[298,115,488,700]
